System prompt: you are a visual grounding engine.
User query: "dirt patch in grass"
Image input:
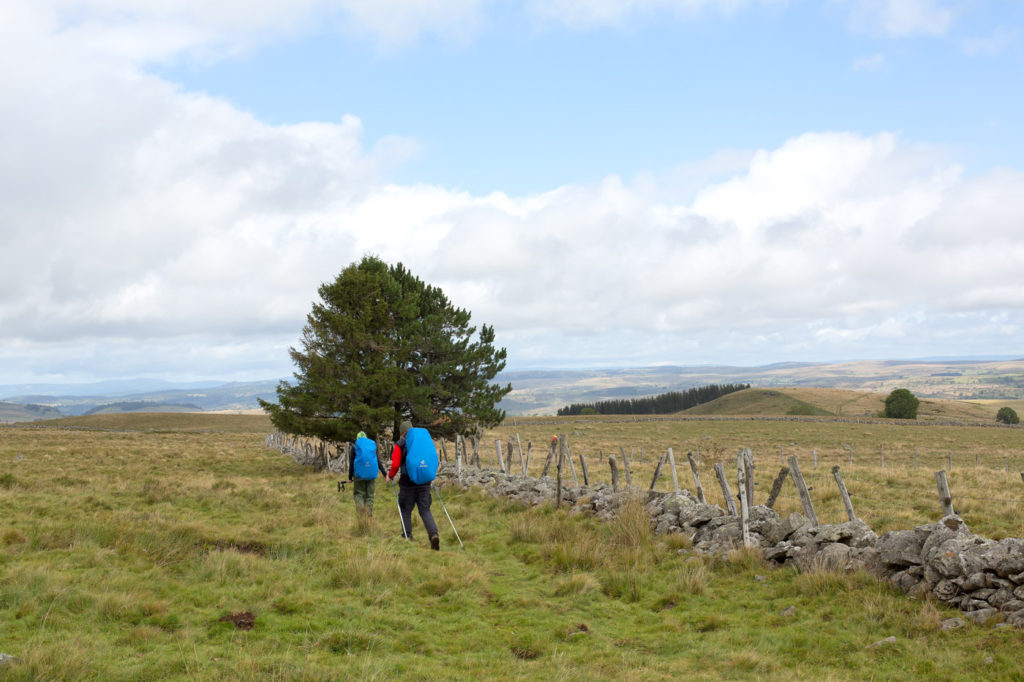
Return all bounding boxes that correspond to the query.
[218,611,255,630]
[209,540,267,556]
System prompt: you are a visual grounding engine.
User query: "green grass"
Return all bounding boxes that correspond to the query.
[1,416,1022,679]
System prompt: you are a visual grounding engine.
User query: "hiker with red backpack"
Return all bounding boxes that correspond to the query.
[386,421,440,550]
[349,431,386,517]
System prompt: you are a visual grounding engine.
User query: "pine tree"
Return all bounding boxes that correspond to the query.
[259,256,511,443]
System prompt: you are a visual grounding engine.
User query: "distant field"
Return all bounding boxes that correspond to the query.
[2,412,1022,679]
[25,412,272,434]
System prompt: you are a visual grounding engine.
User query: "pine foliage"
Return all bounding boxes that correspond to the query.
[259,256,511,442]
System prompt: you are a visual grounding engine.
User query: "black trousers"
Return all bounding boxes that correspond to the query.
[398,483,438,539]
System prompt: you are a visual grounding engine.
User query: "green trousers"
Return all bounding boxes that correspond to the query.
[353,479,376,510]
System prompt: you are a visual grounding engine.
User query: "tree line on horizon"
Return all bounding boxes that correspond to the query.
[556,383,751,416]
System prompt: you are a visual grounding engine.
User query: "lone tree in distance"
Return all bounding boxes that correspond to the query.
[884,388,919,419]
[259,256,512,444]
[996,406,1020,425]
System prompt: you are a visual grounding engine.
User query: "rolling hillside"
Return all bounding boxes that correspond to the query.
[0,401,63,424]
[684,387,1006,422]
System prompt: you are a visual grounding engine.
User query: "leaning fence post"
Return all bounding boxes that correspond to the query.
[566,442,580,486]
[542,438,555,477]
[787,455,819,526]
[686,452,706,504]
[620,447,632,487]
[832,466,856,521]
[515,433,526,474]
[579,454,590,487]
[765,466,789,509]
[935,470,954,516]
[666,448,681,494]
[713,461,737,515]
[737,454,750,548]
[609,454,620,493]
[649,452,667,492]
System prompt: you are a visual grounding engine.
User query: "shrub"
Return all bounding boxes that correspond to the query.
[884,388,919,419]
[996,407,1020,425]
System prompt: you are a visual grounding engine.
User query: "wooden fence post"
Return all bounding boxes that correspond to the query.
[620,447,632,487]
[566,442,580,486]
[742,448,754,508]
[542,438,555,477]
[515,433,526,474]
[556,435,565,507]
[495,440,506,474]
[831,466,856,521]
[948,451,953,470]
[813,449,818,467]
[609,454,620,493]
[687,452,706,504]
[935,470,954,517]
[787,455,819,526]
[737,454,750,548]
[649,452,667,492]
[765,466,789,509]
[579,454,590,487]
[666,448,681,494]
[713,461,737,515]
[455,436,463,477]
[525,440,532,475]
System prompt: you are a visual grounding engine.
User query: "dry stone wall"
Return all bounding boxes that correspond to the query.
[435,463,1024,628]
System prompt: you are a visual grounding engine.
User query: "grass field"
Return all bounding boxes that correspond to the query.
[2,412,1023,679]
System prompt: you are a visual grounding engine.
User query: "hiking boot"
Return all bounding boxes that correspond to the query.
[430,535,440,551]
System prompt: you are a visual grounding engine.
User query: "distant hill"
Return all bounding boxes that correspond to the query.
[0,401,64,424]
[1,380,280,419]
[497,359,1024,415]
[683,387,1002,422]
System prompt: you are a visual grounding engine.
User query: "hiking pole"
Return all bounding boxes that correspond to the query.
[432,484,464,549]
[389,479,407,539]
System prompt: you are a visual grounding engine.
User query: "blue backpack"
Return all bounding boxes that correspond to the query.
[403,427,438,485]
[353,436,379,481]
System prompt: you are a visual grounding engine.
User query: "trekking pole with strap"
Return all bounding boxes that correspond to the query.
[431,484,464,549]
[389,480,407,538]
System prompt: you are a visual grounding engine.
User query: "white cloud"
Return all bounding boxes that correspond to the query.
[1,0,1023,381]
[841,0,955,37]
[852,52,886,71]
[525,0,770,28]
[962,28,1019,56]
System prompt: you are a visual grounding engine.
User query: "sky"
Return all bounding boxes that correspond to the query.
[1,0,1023,385]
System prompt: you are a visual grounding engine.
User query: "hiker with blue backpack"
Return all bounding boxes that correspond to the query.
[386,421,441,550]
[349,431,386,517]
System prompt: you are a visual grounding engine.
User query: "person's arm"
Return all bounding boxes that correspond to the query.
[387,443,401,480]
